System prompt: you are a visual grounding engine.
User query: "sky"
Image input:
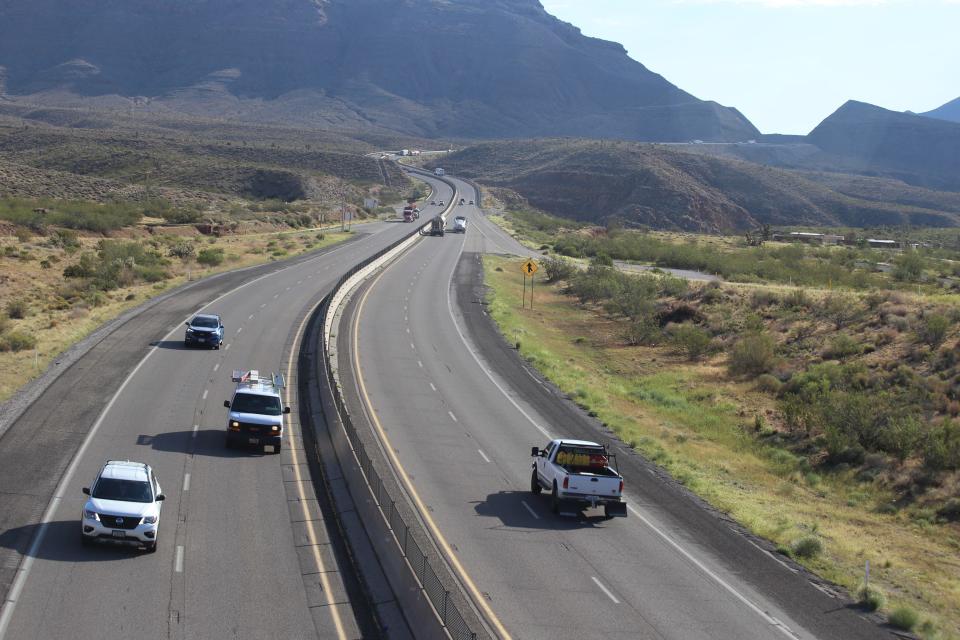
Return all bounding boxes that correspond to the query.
[539,0,960,135]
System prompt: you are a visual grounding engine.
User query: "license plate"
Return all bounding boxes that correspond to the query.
[248,437,259,444]
[111,530,125,539]
[264,445,276,453]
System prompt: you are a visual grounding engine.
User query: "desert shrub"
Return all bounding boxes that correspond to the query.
[0,330,37,352]
[135,265,168,283]
[6,299,28,319]
[14,226,32,243]
[670,324,712,360]
[887,606,919,631]
[823,334,862,360]
[922,420,960,471]
[916,313,950,346]
[750,289,779,308]
[590,252,613,267]
[756,374,783,394]
[893,252,925,282]
[543,257,575,283]
[857,584,886,611]
[729,332,776,377]
[821,294,860,329]
[623,319,661,346]
[168,242,196,259]
[783,288,810,309]
[197,248,225,266]
[790,536,823,559]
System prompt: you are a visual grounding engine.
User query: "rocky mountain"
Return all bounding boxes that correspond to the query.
[808,101,960,191]
[0,0,758,142]
[923,97,960,123]
[437,139,960,232]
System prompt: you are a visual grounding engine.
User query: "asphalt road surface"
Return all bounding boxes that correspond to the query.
[341,176,891,640]
[0,178,454,640]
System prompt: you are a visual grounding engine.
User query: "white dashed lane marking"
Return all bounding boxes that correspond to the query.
[448,411,458,422]
[201,390,208,400]
[521,500,540,520]
[429,383,437,391]
[175,546,185,573]
[592,577,620,604]
[478,449,491,463]
[182,473,191,492]
[213,363,220,372]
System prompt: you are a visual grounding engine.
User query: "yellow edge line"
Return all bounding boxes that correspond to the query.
[352,263,513,640]
[287,304,348,640]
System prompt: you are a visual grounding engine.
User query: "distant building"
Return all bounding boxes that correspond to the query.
[867,239,898,249]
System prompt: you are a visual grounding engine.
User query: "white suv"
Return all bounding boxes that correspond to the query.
[81,460,165,552]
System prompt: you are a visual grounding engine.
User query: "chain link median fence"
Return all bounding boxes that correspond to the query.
[317,186,484,640]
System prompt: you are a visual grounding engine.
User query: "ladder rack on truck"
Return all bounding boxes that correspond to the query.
[231,369,285,390]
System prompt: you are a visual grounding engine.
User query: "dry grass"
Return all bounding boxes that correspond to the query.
[0,223,354,403]
[484,254,960,640]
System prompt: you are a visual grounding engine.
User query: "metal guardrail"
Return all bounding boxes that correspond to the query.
[314,170,487,640]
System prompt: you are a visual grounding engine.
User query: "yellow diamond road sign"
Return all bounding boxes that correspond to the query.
[522,259,538,275]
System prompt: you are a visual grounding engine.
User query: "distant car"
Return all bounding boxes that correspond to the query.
[438,200,445,206]
[81,460,165,552]
[430,201,436,205]
[185,313,224,349]
[469,200,474,205]
[453,216,468,233]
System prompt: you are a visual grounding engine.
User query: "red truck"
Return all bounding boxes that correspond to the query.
[403,203,420,222]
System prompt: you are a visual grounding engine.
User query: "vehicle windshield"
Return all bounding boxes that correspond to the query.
[93,478,153,503]
[231,392,282,415]
[191,317,219,328]
[456,217,466,222]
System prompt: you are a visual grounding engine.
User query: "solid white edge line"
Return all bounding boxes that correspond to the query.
[0,226,395,638]
[627,505,794,638]
[477,449,491,463]
[591,576,620,604]
[443,237,551,439]
[442,190,797,639]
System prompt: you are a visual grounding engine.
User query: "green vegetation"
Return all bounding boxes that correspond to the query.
[0,198,144,232]
[483,253,960,639]
[889,607,920,631]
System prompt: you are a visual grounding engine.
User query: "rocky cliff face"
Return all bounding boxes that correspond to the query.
[808,101,960,191]
[0,0,758,141]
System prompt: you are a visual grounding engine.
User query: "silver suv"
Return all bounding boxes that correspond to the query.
[81,460,165,552]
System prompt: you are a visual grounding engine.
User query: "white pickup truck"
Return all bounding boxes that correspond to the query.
[531,439,627,518]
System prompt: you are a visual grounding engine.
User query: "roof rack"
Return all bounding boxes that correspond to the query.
[231,369,285,389]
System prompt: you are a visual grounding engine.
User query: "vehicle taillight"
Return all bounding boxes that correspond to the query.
[618,480,624,493]
[562,477,569,489]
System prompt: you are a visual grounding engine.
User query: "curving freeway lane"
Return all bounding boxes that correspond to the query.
[0,177,455,640]
[338,175,891,640]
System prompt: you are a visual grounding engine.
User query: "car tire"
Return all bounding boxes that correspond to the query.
[530,469,542,495]
[271,442,282,454]
[145,541,158,553]
[603,505,614,520]
[551,483,560,514]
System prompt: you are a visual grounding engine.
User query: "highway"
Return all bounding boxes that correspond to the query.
[337,175,891,640]
[0,177,454,640]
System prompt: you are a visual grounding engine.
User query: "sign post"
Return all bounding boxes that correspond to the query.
[521,259,538,309]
